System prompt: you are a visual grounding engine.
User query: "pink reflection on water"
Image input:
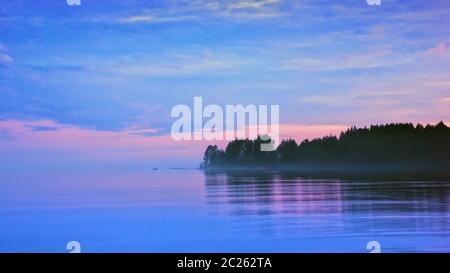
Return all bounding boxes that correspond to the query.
[0,170,206,210]
[205,173,343,216]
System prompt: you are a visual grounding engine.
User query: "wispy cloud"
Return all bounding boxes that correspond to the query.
[118,13,200,24]
[102,50,253,77]
[0,119,208,166]
[296,71,450,126]
[424,42,450,57]
[227,0,279,10]
[0,119,351,162]
[279,50,413,72]
[1,0,449,139]
[0,53,13,65]
[117,0,282,24]
[215,0,282,19]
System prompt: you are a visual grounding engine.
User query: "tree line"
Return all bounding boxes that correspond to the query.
[201,122,450,170]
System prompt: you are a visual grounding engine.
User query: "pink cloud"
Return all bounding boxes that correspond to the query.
[0,120,350,162]
[425,43,450,56]
[279,124,349,141]
[6,119,447,168]
[0,119,208,163]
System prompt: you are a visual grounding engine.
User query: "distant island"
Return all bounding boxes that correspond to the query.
[201,122,450,172]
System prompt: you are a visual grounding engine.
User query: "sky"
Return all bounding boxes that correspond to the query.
[0,0,449,169]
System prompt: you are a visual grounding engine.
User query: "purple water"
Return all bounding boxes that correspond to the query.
[1,169,450,252]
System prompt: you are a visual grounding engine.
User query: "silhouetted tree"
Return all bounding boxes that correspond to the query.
[277,139,298,163]
[201,122,450,170]
[202,145,224,167]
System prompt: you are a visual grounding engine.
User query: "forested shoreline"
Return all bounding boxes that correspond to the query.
[201,122,450,171]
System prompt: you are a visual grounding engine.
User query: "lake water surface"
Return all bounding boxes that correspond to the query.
[1,169,450,252]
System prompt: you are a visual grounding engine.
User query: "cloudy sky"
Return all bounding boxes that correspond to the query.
[0,0,449,169]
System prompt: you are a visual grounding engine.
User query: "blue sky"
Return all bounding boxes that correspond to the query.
[0,0,449,168]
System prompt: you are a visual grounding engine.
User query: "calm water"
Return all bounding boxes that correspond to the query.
[1,169,450,252]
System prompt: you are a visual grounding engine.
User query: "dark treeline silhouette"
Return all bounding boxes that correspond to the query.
[201,122,450,171]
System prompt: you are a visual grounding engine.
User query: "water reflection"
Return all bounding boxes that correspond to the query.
[2,169,450,252]
[205,171,343,215]
[204,170,450,215]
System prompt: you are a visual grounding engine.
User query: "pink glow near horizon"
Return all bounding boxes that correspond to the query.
[1,119,449,163]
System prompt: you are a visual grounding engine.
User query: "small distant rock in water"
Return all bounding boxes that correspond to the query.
[170,167,187,170]
[152,168,159,171]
